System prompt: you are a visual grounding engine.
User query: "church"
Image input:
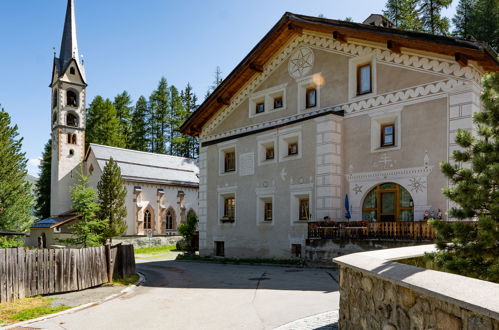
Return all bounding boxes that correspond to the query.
[180,13,498,258]
[29,0,199,248]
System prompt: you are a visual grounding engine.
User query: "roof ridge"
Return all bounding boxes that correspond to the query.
[89,143,197,161]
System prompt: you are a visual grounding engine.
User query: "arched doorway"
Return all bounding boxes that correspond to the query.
[362,183,414,222]
[165,208,176,231]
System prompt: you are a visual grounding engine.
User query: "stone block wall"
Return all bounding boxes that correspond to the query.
[113,235,183,249]
[338,265,499,330]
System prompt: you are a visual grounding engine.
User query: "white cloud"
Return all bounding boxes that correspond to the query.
[27,157,42,177]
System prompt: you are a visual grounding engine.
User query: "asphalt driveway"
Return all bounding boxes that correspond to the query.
[27,259,340,330]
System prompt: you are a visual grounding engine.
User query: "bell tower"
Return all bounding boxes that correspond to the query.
[50,0,87,215]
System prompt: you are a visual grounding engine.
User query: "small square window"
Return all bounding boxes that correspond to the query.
[357,64,372,95]
[224,151,236,172]
[264,202,273,221]
[265,146,275,160]
[306,88,317,108]
[299,198,309,220]
[381,123,395,147]
[273,96,283,109]
[256,102,265,114]
[288,142,298,156]
[215,241,225,257]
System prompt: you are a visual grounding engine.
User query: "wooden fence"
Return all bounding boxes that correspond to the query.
[0,244,136,303]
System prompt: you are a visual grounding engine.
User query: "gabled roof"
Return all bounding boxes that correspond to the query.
[87,144,199,187]
[180,12,499,136]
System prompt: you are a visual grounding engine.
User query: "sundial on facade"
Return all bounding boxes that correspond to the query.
[288,47,314,79]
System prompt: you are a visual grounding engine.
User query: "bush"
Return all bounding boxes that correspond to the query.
[0,236,24,248]
[177,213,198,252]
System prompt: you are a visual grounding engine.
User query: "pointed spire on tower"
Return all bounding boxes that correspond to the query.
[59,0,78,70]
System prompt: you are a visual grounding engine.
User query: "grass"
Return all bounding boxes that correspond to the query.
[111,274,140,286]
[0,297,71,324]
[134,245,177,254]
[176,254,305,266]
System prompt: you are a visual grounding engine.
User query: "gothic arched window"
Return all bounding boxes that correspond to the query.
[66,113,78,127]
[70,67,76,75]
[52,90,58,108]
[166,209,174,230]
[67,133,77,145]
[66,90,78,107]
[144,210,152,230]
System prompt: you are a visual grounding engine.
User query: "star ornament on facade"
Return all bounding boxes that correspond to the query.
[353,184,363,195]
[409,177,426,193]
[288,47,314,79]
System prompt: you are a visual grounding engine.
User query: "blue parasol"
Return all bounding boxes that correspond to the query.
[345,194,351,220]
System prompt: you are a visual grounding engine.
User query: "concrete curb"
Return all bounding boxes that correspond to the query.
[1,272,146,329]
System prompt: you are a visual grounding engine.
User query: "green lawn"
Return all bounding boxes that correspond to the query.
[134,244,177,254]
[0,297,71,324]
[110,274,140,286]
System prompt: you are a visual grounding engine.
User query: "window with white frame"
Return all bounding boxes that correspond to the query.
[257,135,277,165]
[219,192,236,223]
[349,55,376,100]
[297,74,321,112]
[279,128,302,162]
[248,84,287,118]
[290,190,312,223]
[256,196,274,223]
[218,143,237,174]
[369,106,402,152]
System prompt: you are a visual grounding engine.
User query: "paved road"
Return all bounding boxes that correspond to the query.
[28,259,339,330]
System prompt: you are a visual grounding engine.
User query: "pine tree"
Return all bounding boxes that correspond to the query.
[63,170,105,248]
[430,73,499,282]
[35,139,51,219]
[470,0,499,50]
[114,91,133,148]
[149,78,170,153]
[86,96,125,148]
[181,84,199,158]
[417,0,452,35]
[0,107,34,234]
[452,0,477,38]
[205,66,224,99]
[383,0,423,30]
[97,158,127,244]
[130,96,149,152]
[169,85,188,156]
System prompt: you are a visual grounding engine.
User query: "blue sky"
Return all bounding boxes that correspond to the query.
[0,0,457,176]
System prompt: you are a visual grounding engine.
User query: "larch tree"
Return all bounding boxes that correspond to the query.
[130,96,149,152]
[204,66,224,99]
[430,73,499,282]
[470,0,499,50]
[35,139,51,219]
[452,0,477,38]
[181,84,199,158]
[383,0,423,30]
[86,96,125,148]
[0,107,34,235]
[114,91,133,148]
[97,158,127,245]
[149,78,170,154]
[416,0,452,35]
[169,85,188,156]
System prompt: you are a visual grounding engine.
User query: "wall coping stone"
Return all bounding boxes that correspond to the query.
[333,244,499,321]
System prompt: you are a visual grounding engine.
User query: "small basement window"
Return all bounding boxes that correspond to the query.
[291,244,302,257]
[215,241,225,257]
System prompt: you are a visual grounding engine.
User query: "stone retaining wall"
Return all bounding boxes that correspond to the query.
[334,245,499,330]
[113,235,183,249]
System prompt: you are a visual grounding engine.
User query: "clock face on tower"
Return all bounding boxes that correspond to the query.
[288,47,315,79]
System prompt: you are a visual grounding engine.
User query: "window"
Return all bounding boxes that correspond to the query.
[52,90,58,108]
[362,183,414,222]
[222,197,235,222]
[381,123,395,147]
[144,210,152,230]
[66,113,78,127]
[273,96,283,109]
[52,112,57,125]
[215,241,225,257]
[70,67,76,75]
[224,151,236,172]
[66,90,78,107]
[67,133,77,145]
[291,244,302,258]
[357,64,372,95]
[265,146,274,160]
[69,149,74,156]
[299,198,310,220]
[255,102,265,114]
[264,202,273,221]
[306,87,317,108]
[288,142,298,156]
[166,209,174,230]
[89,164,94,175]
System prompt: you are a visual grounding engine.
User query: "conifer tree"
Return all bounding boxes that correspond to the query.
[86,96,125,148]
[63,170,105,247]
[35,139,51,219]
[169,85,189,156]
[469,0,499,50]
[181,84,199,158]
[452,0,477,38]
[430,73,499,282]
[205,66,224,99]
[97,158,127,244]
[114,91,133,148]
[416,0,452,35]
[0,107,34,234]
[149,78,170,153]
[130,96,149,152]
[383,0,423,30]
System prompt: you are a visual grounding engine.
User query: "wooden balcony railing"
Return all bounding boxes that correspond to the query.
[307,220,471,240]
